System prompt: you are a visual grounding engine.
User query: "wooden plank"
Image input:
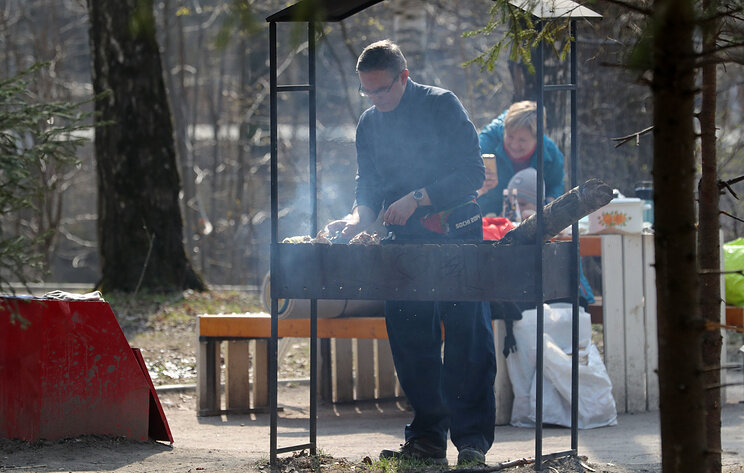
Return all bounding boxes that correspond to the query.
[587,298,603,324]
[726,306,744,327]
[196,318,221,415]
[377,339,397,398]
[493,320,514,425]
[253,340,269,408]
[555,235,602,257]
[199,315,389,339]
[579,235,602,257]
[225,341,251,410]
[274,242,573,302]
[623,235,647,413]
[642,234,659,410]
[356,339,375,400]
[601,234,627,413]
[334,338,354,402]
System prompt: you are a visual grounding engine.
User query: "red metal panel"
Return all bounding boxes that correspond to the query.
[132,348,173,443]
[0,297,151,441]
[0,298,43,440]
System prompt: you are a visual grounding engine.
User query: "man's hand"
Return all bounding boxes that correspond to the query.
[324,217,365,239]
[324,205,377,238]
[324,219,351,237]
[383,194,417,226]
[384,188,430,226]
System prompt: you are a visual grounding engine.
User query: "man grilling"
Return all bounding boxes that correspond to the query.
[325,40,496,467]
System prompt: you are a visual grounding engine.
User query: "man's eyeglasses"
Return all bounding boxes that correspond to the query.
[359,75,399,97]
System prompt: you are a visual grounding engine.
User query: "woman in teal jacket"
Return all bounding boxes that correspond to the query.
[476,101,565,216]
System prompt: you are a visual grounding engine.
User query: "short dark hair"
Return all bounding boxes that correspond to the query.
[356,39,407,77]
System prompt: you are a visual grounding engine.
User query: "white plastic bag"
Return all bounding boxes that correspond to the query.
[507,303,617,429]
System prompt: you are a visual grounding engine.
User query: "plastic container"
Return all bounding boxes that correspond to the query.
[588,197,644,234]
[634,183,654,224]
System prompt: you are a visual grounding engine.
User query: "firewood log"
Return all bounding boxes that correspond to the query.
[496,178,613,245]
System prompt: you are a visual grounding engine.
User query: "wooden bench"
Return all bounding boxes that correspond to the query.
[196,314,519,423]
[196,315,399,416]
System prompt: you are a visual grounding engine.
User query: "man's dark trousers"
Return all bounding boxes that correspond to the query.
[384,222,497,454]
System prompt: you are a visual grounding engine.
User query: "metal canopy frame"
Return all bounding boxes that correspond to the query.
[266,1,385,464]
[513,0,601,468]
[267,19,318,467]
[266,0,600,468]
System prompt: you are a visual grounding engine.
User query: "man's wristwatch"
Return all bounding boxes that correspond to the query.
[412,189,424,207]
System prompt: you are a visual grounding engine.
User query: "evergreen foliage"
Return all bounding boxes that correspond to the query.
[0,64,91,293]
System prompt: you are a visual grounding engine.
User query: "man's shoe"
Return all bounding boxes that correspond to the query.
[379,438,448,465]
[457,446,486,466]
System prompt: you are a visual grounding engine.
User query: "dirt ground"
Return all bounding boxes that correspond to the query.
[2,380,744,473]
[2,293,744,473]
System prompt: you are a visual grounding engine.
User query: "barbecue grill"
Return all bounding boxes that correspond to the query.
[266,0,601,469]
[272,241,572,302]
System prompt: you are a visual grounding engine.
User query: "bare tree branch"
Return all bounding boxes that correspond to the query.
[725,174,744,186]
[698,268,744,275]
[319,28,359,124]
[720,209,744,223]
[338,21,359,60]
[697,3,744,25]
[706,382,744,390]
[611,125,654,147]
[719,175,743,199]
[705,321,744,333]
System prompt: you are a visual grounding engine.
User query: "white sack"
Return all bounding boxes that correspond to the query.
[507,303,617,429]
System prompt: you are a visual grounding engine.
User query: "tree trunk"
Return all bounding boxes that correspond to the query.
[496,178,612,245]
[391,0,428,81]
[87,0,205,293]
[699,1,722,470]
[652,0,706,470]
[161,0,199,265]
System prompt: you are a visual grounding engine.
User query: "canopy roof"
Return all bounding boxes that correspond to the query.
[508,0,601,19]
[266,0,384,22]
[267,0,599,22]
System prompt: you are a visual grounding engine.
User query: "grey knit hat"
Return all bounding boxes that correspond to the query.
[507,168,544,205]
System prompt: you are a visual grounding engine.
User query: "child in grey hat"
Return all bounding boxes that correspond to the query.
[504,167,544,221]
[502,167,596,306]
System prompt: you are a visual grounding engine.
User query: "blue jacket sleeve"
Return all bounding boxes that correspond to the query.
[543,137,565,199]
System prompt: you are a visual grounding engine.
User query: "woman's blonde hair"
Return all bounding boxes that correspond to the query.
[504,100,544,138]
